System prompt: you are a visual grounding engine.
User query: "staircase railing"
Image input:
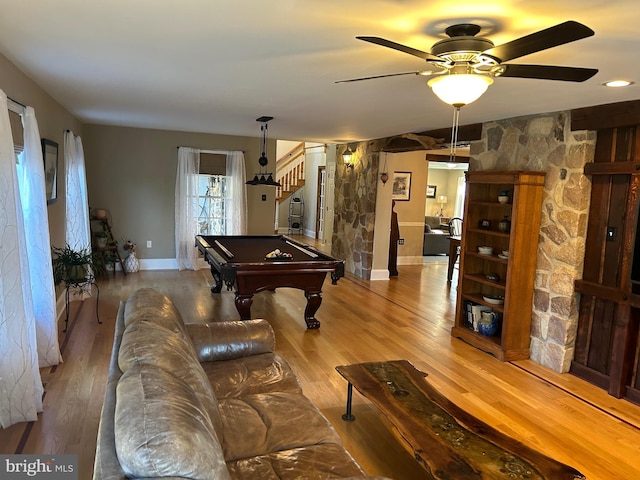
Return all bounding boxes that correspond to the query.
[275,142,305,201]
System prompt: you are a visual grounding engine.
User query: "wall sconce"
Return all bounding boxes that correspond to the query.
[343,145,355,169]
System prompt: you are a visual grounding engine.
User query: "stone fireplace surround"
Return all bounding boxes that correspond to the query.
[332,111,596,373]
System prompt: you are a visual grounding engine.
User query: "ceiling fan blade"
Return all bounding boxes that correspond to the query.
[356,36,446,62]
[497,64,598,82]
[482,21,595,62]
[336,71,425,83]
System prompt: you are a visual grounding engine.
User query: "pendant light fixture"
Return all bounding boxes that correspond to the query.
[246,116,281,186]
[380,153,389,185]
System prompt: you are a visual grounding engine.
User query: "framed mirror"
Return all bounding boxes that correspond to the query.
[42,138,58,204]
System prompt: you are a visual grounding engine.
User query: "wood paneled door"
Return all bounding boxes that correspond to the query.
[571,101,640,405]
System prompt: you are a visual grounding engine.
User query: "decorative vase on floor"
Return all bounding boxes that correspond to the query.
[124,252,140,273]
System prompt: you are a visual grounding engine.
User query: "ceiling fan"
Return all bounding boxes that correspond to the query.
[338,20,598,107]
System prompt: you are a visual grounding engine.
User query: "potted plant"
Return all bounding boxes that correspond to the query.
[52,244,101,285]
[95,231,109,248]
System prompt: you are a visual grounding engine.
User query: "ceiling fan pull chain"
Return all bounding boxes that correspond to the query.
[449,106,461,162]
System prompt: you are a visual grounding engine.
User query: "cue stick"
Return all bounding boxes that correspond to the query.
[214,240,235,258]
[286,240,318,258]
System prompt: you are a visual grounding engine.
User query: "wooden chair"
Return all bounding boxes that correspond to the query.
[448,217,463,237]
[447,217,463,282]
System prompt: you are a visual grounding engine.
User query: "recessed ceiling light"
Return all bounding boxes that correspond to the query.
[603,80,634,88]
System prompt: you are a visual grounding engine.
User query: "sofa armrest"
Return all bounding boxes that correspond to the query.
[185,319,276,362]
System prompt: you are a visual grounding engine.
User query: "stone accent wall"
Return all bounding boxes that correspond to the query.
[331,142,379,280]
[471,111,596,372]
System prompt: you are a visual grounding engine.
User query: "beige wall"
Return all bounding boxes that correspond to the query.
[390,151,429,261]
[82,124,275,260]
[425,166,466,218]
[425,168,449,216]
[0,52,84,251]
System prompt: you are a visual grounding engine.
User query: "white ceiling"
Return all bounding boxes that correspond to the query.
[0,1,639,143]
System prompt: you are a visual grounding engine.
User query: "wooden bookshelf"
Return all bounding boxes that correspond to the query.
[451,171,545,361]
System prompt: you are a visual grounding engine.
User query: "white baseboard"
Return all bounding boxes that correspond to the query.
[370,269,390,281]
[138,258,179,270]
[397,255,425,265]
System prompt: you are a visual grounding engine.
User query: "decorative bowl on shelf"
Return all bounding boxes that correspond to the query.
[486,272,501,282]
[498,195,509,204]
[483,295,504,305]
[477,246,493,255]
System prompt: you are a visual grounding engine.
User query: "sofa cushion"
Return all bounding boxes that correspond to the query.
[123,288,191,339]
[218,392,342,461]
[115,364,230,480]
[226,443,366,479]
[118,320,225,441]
[425,215,442,230]
[202,353,301,399]
[187,320,276,362]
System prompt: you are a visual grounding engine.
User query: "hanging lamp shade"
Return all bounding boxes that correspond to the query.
[427,74,493,107]
[246,175,260,185]
[246,116,281,186]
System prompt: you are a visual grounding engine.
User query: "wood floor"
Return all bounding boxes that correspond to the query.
[2,241,640,479]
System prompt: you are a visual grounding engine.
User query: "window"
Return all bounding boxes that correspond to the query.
[197,174,227,235]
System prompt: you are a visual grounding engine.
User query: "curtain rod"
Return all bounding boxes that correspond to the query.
[7,96,26,114]
[7,96,26,108]
[176,146,245,154]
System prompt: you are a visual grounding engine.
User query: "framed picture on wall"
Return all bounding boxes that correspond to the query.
[392,171,412,201]
[426,185,437,198]
[42,138,58,204]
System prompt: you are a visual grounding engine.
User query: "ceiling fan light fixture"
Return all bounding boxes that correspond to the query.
[427,73,493,107]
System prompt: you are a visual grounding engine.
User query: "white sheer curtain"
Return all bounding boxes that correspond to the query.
[64,130,91,251]
[454,174,466,219]
[225,151,247,235]
[0,90,44,427]
[175,147,200,270]
[18,107,61,367]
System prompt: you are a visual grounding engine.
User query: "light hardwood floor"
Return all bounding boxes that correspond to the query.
[2,241,639,479]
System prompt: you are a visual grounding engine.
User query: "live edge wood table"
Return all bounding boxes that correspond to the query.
[195,234,344,329]
[335,361,584,480]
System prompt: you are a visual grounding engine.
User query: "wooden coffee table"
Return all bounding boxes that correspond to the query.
[335,360,584,480]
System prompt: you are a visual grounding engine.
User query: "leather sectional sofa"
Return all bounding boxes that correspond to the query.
[93,288,390,480]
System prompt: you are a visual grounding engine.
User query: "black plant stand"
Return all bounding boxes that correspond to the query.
[64,277,100,332]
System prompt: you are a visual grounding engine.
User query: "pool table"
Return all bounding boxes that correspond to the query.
[195,235,345,329]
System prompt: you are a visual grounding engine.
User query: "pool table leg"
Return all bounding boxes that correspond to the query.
[235,294,253,320]
[209,267,222,293]
[304,290,322,329]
